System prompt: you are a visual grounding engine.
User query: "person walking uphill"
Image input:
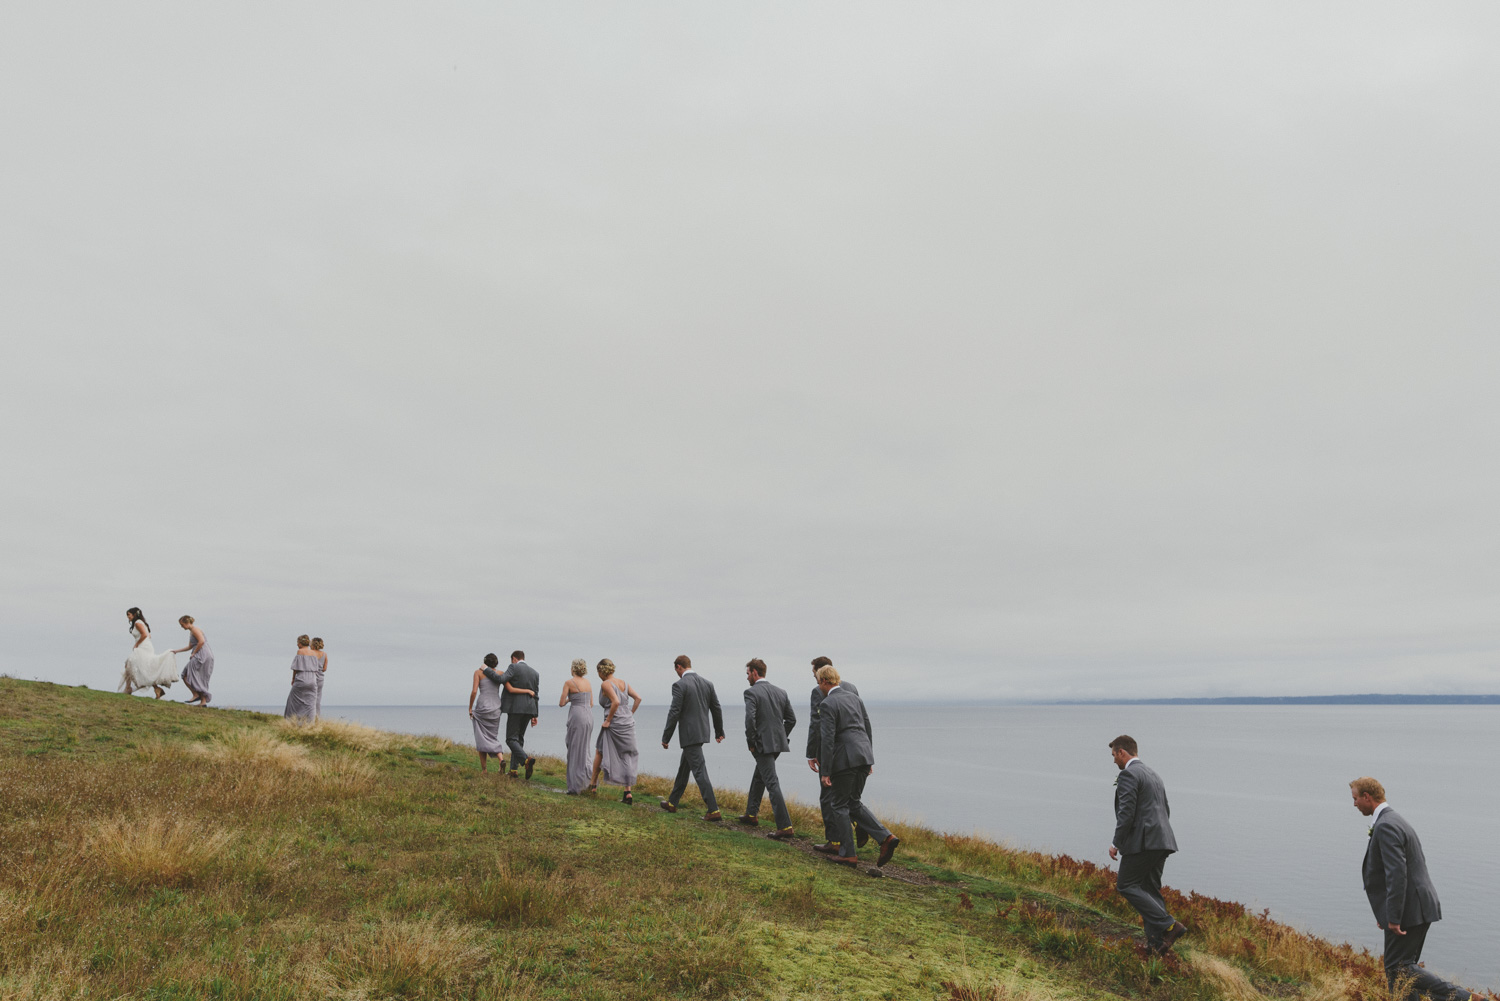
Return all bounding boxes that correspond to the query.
[660,655,725,821]
[484,651,539,778]
[816,665,899,868]
[806,655,863,854]
[1107,735,1187,954]
[738,658,797,839]
[1351,777,1476,1001]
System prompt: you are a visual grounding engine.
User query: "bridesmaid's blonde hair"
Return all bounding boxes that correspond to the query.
[311,637,324,651]
[595,658,616,678]
[178,615,194,626]
[297,634,311,648]
[570,658,587,677]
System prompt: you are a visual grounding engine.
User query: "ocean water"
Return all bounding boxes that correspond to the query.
[269,702,1499,989]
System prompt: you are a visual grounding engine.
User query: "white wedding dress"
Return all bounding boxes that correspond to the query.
[119,624,179,694]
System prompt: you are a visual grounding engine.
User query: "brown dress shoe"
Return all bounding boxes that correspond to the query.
[812,842,839,855]
[659,800,677,814]
[703,810,722,822]
[524,757,536,780]
[737,814,759,826]
[768,826,796,840]
[825,854,859,867]
[877,835,900,868]
[1158,921,1188,953]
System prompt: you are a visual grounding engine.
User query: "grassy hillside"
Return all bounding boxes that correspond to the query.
[0,679,1407,1000]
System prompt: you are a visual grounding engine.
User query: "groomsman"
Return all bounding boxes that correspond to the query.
[816,665,899,868]
[487,651,539,779]
[660,655,725,821]
[806,656,865,854]
[737,658,797,839]
[1107,735,1187,954]
[1351,777,1475,1001]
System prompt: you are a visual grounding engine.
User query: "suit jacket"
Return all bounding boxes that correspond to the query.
[817,685,874,775]
[662,671,723,747]
[1112,760,1178,855]
[486,661,539,716]
[805,680,859,760]
[1363,807,1442,928]
[744,679,796,754]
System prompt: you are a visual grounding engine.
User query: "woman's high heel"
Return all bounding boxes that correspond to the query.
[623,790,633,805]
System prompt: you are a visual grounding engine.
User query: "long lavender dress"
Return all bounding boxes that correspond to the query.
[564,690,593,793]
[314,657,325,718]
[596,679,638,788]
[181,638,214,702]
[283,653,320,720]
[471,671,504,754]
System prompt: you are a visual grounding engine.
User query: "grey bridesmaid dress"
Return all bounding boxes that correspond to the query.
[564,690,594,793]
[596,679,639,788]
[283,653,321,720]
[471,670,504,755]
[182,640,214,702]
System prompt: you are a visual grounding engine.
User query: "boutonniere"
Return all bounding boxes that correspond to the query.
[1366,826,1373,838]
[1112,776,1119,787]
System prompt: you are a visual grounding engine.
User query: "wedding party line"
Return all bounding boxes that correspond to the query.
[112,607,1479,999]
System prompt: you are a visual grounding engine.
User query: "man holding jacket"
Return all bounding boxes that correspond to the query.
[1352,777,1474,1001]
[1107,735,1187,954]
[738,658,797,839]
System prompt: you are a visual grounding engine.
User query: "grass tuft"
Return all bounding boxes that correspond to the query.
[84,815,235,889]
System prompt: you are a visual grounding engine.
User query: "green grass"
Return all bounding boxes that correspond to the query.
[0,678,1405,1000]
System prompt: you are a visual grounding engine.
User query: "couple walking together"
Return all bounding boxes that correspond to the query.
[118,607,215,706]
[467,652,644,796]
[659,654,900,869]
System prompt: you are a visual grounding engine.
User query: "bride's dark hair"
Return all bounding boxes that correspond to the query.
[126,607,150,632]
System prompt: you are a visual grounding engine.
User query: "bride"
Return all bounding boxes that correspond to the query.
[118,607,180,698]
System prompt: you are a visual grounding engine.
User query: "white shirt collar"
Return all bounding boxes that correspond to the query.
[1124,756,1140,769]
[1372,802,1391,822]
[679,667,695,676]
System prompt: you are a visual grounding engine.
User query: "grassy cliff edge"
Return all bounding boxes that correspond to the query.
[0,679,1414,1000]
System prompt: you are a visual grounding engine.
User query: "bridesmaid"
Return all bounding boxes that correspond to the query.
[283,635,320,721]
[559,659,593,794]
[589,658,641,804]
[172,615,213,706]
[468,653,505,772]
[311,637,327,718]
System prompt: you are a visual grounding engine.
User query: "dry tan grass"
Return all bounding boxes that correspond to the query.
[195,728,317,772]
[277,716,453,755]
[329,918,487,996]
[83,814,236,888]
[1189,953,1266,1001]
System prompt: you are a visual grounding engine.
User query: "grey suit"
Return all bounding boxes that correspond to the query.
[1363,807,1470,1001]
[1112,760,1179,947]
[817,685,890,858]
[808,680,859,843]
[486,661,540,771]
[744,679,797,829]
[662,671,724,812]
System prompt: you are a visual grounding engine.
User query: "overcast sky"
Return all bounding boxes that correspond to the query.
[2,3,1497,706]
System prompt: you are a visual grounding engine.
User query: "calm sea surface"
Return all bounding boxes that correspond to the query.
[257,702,1500,989]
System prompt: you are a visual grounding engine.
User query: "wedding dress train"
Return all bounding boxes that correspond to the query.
[119,632,179,694]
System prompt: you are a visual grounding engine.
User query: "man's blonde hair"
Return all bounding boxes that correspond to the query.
[1350,777,1386,801]
[815,665,840,685]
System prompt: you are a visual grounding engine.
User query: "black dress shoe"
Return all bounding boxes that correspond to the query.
[812,842,839,855]
[877,835,900,868]
[524,758,536,780]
